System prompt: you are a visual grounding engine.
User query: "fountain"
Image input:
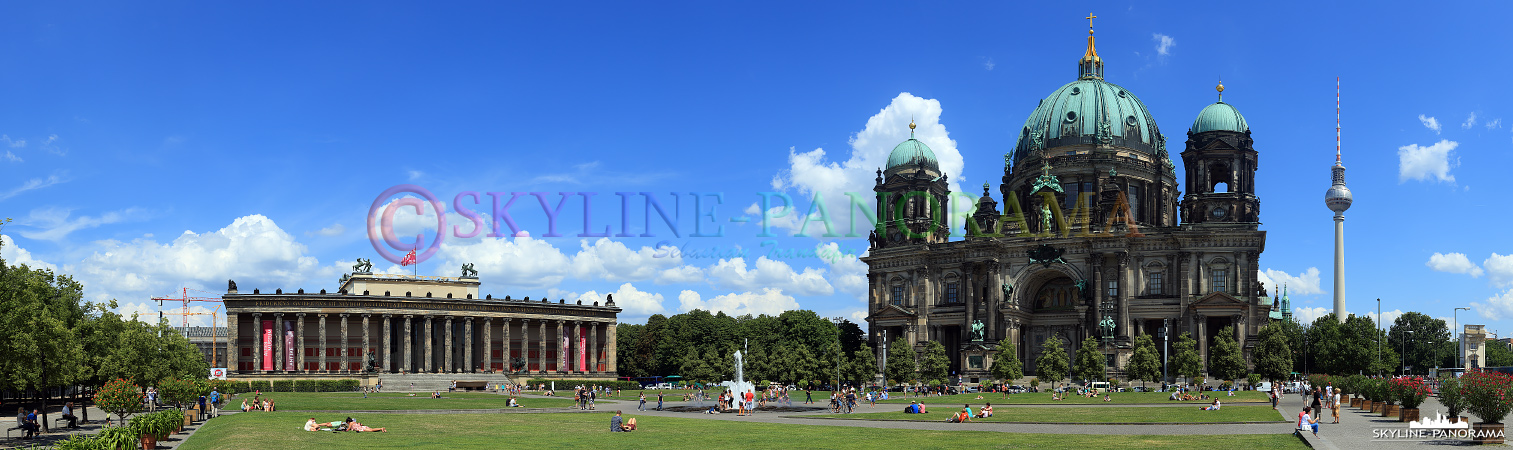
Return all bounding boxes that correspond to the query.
[721,350,755,404]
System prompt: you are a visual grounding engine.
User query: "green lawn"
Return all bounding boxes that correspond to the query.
[225,392,580,410]
[871,390,1268,405]
[179,411,1306,450]
[812,405,1286,423]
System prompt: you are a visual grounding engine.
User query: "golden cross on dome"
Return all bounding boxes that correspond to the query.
[1086,13,1097,31]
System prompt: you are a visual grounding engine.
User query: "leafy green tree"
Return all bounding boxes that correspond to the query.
[1307,313,1398,376]
[1126,334,1161,387]
[844,344,877,386]
[1388,312,1450,375]
[0,249,88,431]
[1253,322,1293,384]
[1172,331,1202,382]
[1035,335,1069,390]
[919,341,950,384]
[1486,339,1513,367]
[886,341,917,384]
[1208,326,1247,382]
[1073,336,1106,382]
[990,336,1023,383]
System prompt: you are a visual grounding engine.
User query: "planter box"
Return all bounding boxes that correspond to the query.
[1400,408,1419,423]
[1350,397,1361,408]
[1370,401,1382,413]
[1473,422,1505,445]
[1382,404,1399,418]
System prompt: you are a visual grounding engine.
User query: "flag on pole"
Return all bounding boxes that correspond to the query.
[401,249,417,266]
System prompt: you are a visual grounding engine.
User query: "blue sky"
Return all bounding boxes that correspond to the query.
[2,1,1511,335]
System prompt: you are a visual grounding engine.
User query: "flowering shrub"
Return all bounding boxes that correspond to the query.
[94,378,144,423]
[1390,376,1431,409]
[1460,371,1513,424]
[1440,378,1466,418]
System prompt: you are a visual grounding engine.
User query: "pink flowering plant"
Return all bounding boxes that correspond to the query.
[1389,376,1430,409]
[1460,371,1513,424]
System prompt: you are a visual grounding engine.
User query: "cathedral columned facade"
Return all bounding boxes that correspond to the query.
[865,23,1269,384]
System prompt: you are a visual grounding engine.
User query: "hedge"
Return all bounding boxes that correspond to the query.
[524,379,641,390]
[208,379,361,394]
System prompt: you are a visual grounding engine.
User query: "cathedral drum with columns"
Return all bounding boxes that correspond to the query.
[223,269,619,382]
[864,21,1268,384]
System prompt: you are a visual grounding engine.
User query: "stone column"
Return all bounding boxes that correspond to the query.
[296,313,306,372]
[424,316,434,373]
[503,319,513,373]
[465,317,474,373]
[251,313,263,372]
[480,318,491,373]
[444,316,455,373]
[363,314,371,373]
[1197,314,1208,375]
[272,313,284,371]
[383,315,393,373]
[340,314,350,373]
[226,312,239,372]
[403,315,413,373]
[318,314,328,372]
[589,322,599,373]
[1118,252,1131,338]
[606,322,618,373]
[556,320,566,373]
[570,321,580,372]
[538,319,547,373]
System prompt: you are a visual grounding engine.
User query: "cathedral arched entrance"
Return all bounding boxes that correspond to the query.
[1012,267,1086,377]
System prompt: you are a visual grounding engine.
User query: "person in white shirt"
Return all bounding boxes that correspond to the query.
[1331,391,1341,423]
[1299,406,1319,436]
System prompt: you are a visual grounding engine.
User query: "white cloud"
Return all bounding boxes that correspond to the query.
[1152,33,1175,56]
[1419,115,1442,134]
[1256,267,1323,296]
[1473,289,1513,321]
[1463,112,1478,129]
[705,256,833,296]
[1487,118,1502,130]
[654,265,704,285]
[1427,252,1483,277]
[546,287,579,301]
[816,242,868,301]
[3,151,19,163]
[772,93,965,240]
[1365,309,1404,328]
[1,174,68,201]
[0,234,58,272]
[982,57,995,71]
[76,214,319,305]
[20,207,147,241]
[677,288,799,317]
[849,309,868,323]
[1293,307,1330,324]
[579,283,666,316]
[0,135,25,148]
[308,223,346,237]
[568,238,685,282]
[1486,253,1513,287]
[436,236,572,289]
[1397,139,1458,183]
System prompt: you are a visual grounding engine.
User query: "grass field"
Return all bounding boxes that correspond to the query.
[870,390,1268,405]
[811,405,1286,423]
[225,392,581,410]
[178,411,1306,450]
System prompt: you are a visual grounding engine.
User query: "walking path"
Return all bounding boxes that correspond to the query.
[1278,390,1504,449]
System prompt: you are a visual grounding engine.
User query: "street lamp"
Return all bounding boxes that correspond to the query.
[1376,298,1382,376]
[1401,329,1413,376]
[1160,319,1169,386]
[1455,307,1470,370]
[830,317,844,391]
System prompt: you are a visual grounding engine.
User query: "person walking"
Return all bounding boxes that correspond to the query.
[638,392,646,411]
[656,392,663,411]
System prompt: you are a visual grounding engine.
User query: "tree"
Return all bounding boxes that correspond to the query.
[1253,322,1293,384]
[1073,336,1106,383]
[94,378,144,425]
[919,341,950,384]
[844,344,877,386]
[0,250,88,432]
[1208,326,1247,382]
[1487,339,1513,367]
[1126,334,1161,387]
[990,336,1023,383]
[1172,331,1202,382]
[886,341,917,384]
[1035,335,1069,390]
[1388,312,1450,375]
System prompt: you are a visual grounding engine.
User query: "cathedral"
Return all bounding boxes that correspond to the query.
[864,21,1269,384]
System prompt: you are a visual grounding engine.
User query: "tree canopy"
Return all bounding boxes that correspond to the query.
[1073,336,1105,382]
[1035,335,1069,388]
[1171,331,1201,382]
[1126,334,1160,387]
[990,336,1023,382]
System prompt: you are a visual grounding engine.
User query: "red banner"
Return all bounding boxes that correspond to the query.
[261,320,274,371]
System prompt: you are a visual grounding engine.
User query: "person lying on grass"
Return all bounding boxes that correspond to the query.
[345,417,386,432]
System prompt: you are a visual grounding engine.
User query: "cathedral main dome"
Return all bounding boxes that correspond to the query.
[1011,78,1165,163]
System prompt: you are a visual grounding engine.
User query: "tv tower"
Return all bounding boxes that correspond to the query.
[1324,78,1353,324]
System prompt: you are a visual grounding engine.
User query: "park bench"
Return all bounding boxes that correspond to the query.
[454,381,489,391]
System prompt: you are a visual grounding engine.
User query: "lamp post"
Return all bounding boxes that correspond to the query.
[1401,329,1413,376]
[1376,298,1382,376]
[831,317,844,391]
[1160,318,1170,386]
[1455,307,1470,370]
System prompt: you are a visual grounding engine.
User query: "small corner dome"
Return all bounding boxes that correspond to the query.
[1190,102,1249,134]
[884,138,940,175]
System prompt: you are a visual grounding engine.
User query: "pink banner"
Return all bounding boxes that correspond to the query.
[578,328,586,371]
[261,320,274,371]
[561,335,569,372]
[284,321,295,371]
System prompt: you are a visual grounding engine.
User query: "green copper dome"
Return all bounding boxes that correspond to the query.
[1190,101,1249,134]
[885,138,939,173]
[1012,78,1166,164]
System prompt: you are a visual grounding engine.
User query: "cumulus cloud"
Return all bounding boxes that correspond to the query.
[1365,309,1405,327]
[1,174,68,201]
[1473,289,1513,321]
[567,238,685,282]
[0,234,58,272]
[578,283,666,316]
[1419,115,1441,134]
[1427,252,1483,277]
[705,256,833,296]
[1256,267,1323,296]
[76,214,319,305]
[435,236,572,289]
[1152,33,1175,56]
[816,242,868,301]
[1398,140,1458,183]
[1486,253,1513,287]
[677,288,800,317]
[1463,112,1478,129]
[1293,307,1331,324]
[654,265,704,284]
[772,93,965,240]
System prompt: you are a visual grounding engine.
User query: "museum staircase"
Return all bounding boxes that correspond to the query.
[377,373,516,392]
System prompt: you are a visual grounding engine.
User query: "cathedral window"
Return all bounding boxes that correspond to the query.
[1106,280,1118,298]
[1212,270,1228,293]
[946,283,959,303]
[891,286,903,306]
[1148,273,1163,295]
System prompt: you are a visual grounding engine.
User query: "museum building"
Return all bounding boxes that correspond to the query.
[865,22,1271,383]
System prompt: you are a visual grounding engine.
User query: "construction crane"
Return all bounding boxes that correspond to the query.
[153,287,226,365]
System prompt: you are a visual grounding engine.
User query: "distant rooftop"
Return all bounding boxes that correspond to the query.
[173,326,229,338]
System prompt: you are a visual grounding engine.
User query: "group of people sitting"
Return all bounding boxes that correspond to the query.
[946,403,994,423]
[609,411,638,432]
[304,417,386,432]
[902,401,929,414]
[240,396,276,412]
